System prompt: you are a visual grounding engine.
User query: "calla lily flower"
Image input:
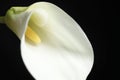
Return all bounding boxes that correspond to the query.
[0,2,94,80]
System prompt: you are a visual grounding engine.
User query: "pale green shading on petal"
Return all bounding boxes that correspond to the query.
[5,7,30,39]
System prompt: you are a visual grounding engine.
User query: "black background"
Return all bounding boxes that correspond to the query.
[0,0,113,80]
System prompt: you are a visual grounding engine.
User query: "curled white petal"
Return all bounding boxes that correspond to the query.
[2,2,94,80]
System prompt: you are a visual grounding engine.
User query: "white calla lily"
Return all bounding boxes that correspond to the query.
[0,2,94,80]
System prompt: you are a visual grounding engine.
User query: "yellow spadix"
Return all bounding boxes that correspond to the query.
[25,26,41,44]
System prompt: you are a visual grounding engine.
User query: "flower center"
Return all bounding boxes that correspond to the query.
[25,26,41,44]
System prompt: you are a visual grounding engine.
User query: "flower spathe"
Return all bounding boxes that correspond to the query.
[0,2,94,80]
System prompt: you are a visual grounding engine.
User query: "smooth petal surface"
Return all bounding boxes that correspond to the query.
[3,2,94,80]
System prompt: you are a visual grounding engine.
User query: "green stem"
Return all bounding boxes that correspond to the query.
[0,16,5,23]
